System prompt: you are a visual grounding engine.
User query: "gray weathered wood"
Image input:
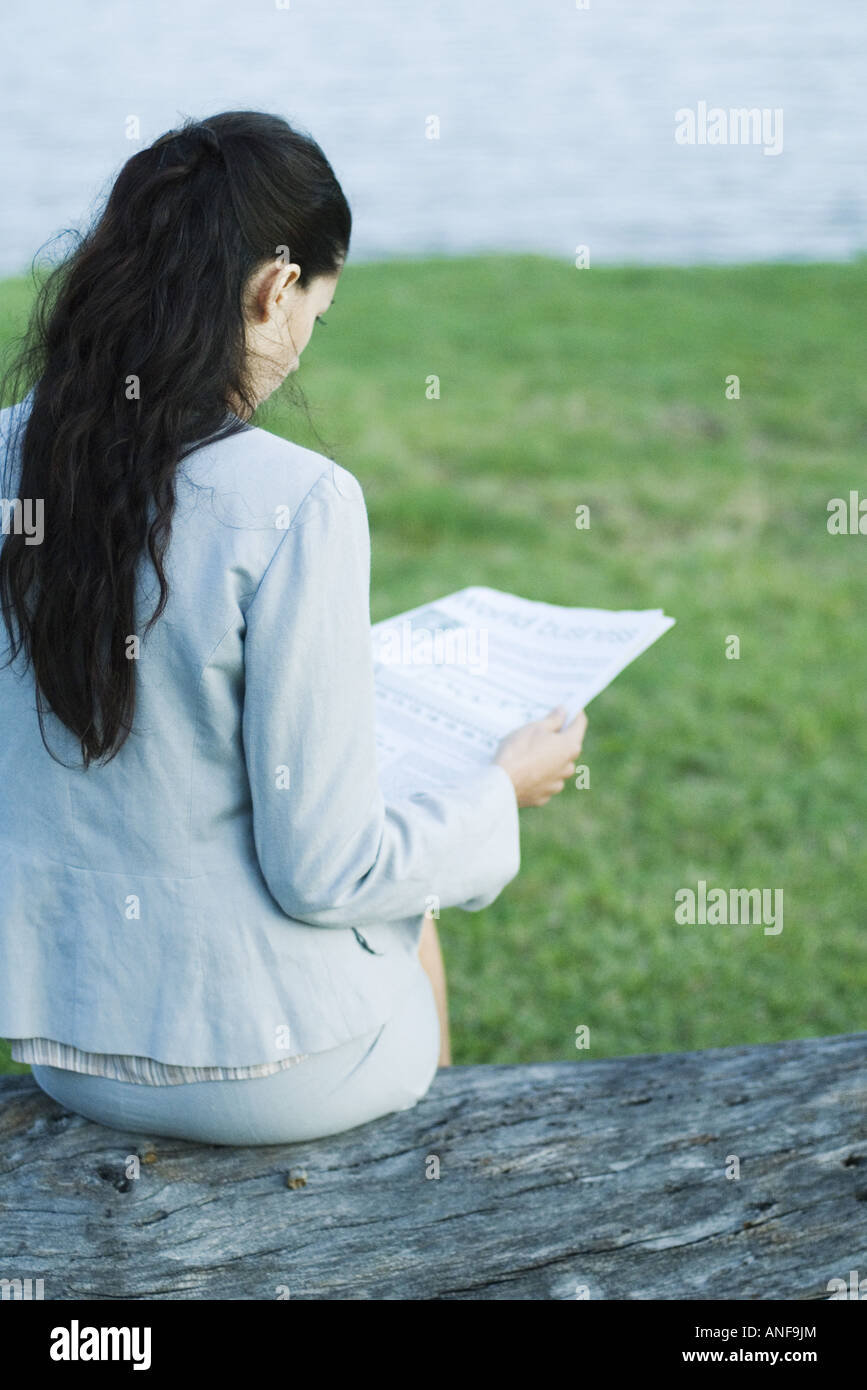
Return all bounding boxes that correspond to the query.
[1,1032,866,1299]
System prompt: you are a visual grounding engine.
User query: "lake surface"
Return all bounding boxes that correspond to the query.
[0,0,864,274]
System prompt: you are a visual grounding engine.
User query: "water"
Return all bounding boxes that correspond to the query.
[0,0,864,275]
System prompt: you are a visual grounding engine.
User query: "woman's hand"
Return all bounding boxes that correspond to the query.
[493,706,588,808]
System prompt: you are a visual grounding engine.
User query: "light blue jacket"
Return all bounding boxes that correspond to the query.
[0,400,521,1066]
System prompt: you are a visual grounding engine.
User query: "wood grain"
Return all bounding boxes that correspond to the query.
[1,1032,866,1299]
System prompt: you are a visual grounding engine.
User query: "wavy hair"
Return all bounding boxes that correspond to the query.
[0,111,351,767]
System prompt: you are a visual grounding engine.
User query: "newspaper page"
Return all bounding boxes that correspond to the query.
[372,586,675,799]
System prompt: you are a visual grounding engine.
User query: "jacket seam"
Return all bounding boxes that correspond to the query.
[243,463,365,626]
[243,463,334,613]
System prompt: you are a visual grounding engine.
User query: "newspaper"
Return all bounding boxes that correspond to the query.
[372,586,675,799]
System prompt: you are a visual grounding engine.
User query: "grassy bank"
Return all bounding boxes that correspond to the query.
[1,255,865,1073]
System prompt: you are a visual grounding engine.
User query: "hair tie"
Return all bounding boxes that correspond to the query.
[196,125,222,158]
[154,125,224,172]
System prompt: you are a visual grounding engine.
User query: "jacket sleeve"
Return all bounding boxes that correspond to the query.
[241,462,521,928]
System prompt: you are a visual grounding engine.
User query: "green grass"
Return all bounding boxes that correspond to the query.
[2,254,866,1073]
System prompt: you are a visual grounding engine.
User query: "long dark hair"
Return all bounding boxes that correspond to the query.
[0,111,351,767]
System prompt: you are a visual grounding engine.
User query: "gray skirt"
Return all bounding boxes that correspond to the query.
[30,967,440,1146]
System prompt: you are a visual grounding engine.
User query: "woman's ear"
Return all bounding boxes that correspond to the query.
[248,261,301,324]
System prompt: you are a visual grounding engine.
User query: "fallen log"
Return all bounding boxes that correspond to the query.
[1,1031,865,1299]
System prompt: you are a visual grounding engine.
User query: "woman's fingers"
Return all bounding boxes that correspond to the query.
[560,709,588,755]
[493,706,588,807]
[541,705,568,730]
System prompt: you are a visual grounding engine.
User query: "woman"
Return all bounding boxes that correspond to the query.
[0,111,586,1146]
